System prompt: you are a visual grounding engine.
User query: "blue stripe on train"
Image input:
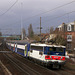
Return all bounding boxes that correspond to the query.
[44,47,65,56]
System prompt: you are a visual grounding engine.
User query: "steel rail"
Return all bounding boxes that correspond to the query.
[14,53,60,75]
[1,44,30,75]
[3,53,31,75]
[7,54,42,75]
[53,68,73,75]
[16,53,74,75]
[2,42,73,75]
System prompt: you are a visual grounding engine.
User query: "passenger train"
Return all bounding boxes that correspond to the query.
[6,41,66,69]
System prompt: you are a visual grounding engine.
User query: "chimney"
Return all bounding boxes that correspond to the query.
[62,23,65,32]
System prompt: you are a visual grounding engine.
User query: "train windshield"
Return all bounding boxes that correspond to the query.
[49,47,64,52]
[44,47,65,56]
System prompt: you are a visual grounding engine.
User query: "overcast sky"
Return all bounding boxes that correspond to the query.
[0,0,75,35]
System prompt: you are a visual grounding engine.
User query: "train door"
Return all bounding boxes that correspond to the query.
[26,44,30,57]
[15,43,17,52]
[13,43,15,52]
[24,44,27,57]
[10,43,11,49]
[24,44,30,57]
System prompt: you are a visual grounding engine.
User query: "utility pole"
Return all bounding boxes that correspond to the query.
[37,17,42,41]
[21,2,23,40]
[40,17,42,41]
[40,17,41,36]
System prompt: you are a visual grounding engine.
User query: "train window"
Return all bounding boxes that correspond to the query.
[49,48,52,51]
[31,46,43,51]
[52,47,56,52]
[56,47,64,52]
[49,47,64,52]
[17,49,24,53]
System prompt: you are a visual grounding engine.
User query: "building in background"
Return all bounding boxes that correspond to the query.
[49,34,57,40]
[58,21,75,53]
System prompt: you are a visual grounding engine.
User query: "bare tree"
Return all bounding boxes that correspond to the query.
[50,26,54,34]
[22,28,26,40]
[28,24,34,38]
[0,32,2,36]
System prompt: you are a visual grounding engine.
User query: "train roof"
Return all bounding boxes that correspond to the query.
[31,43,66,48]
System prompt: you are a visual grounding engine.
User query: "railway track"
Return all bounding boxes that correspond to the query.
[0,42,75,75]
[3,50,59,75]
[1,43,41,75]
[12,52,74,75]
[10,52,59,75]
[53,68,73,75]
[0,60,12,75]
[0,42,58,75]
[3,53,41,75]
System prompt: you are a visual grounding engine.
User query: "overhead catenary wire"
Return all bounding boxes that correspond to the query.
[9,0,75,26]
[2,9,75,32]
[32,10,75,26]
[2,0,75,26]
[1,0,75,33]
[8,10,75,34]
[0,0,18,17]
[20,0,75,21]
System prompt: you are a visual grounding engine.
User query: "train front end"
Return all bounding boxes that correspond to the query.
[44,45,66,68]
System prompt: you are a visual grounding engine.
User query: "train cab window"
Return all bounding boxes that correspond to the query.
[52,47,56,52]
[50,47,64,52]
[56,47,64,52]
[31,46,43,51]
[49,48,52,51]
